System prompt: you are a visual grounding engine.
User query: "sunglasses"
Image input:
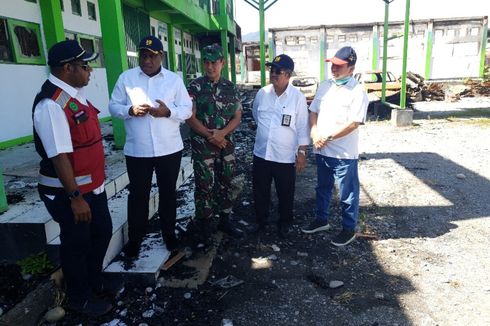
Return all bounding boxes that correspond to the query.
[71,63,91,71]
[269,67,285,75]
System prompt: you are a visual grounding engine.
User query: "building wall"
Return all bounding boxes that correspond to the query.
[0,0,109,144]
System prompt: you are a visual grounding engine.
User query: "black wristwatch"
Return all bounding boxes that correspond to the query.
[67,189,81,200]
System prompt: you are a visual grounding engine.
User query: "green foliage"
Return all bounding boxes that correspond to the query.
[17,252,53,276]
[483,65,490,82]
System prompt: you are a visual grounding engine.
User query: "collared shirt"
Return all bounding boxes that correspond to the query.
[309,77,368,159]
[33,74,104,192]
[252,83,310,163]
[109,66,192,157]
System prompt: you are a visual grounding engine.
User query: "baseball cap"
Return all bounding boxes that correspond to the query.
[139,35,163,54]
[48,40,98,67]
[202,44,224,61]
[326,46,357,66]
[265,54,294,72]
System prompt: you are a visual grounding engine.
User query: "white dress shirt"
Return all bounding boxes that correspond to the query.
[309,78,368,159]
[109,66,192,157]
[252,83,310,163]
[33,74,104,192]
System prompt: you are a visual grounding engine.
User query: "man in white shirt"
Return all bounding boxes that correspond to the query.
[301,46,368,247]
[33,40,113,317]
[109,36,192,256]
[250,54,310,239]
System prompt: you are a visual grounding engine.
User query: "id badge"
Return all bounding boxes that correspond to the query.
[73,110,88,124]
[281,114,292,127]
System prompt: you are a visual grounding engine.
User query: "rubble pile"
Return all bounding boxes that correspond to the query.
[406,71,490,103]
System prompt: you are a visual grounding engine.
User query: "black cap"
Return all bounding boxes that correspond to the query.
[266,54,294,72]
[48,40,98,67]
[139,35,163,54]
[326,46,357,66]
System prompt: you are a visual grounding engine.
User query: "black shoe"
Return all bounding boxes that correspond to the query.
[301,219,330,234]
[218,214,244,239]
[94,278,124,299]
[164,234,180,252]
[67,297,113,317]
[330,229,356,247]
[122,240,141,258]
[277,224,292,239]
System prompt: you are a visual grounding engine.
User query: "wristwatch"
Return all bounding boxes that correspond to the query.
[298,149,307,156]
[67,189,81,200]
[326,135,334,141]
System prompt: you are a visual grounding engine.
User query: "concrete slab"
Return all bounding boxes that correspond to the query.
[391,109,414,127]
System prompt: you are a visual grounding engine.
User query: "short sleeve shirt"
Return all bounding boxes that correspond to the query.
[187,76,241,152]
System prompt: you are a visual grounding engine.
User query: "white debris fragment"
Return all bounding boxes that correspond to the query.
[329,280,344,289]
[271,244,280,252]
[142,309,155,318]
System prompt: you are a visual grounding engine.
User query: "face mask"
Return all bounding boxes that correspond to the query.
[333,76,352,86]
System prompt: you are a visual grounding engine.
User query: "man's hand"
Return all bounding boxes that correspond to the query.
[130,104,150,117]
[208,138,228,149]
[207,129,226,143]
[313,136,328,150]
[296,153,307,172]
[149,99,171,118]
[70,196,92,223]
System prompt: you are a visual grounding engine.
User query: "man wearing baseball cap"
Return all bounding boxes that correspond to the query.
[249,54,310,238]
[109,35,192,257]
[33,39,114,316]
[186,44,244,244]
[302,46,368,247]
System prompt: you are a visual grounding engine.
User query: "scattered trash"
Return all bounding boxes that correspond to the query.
[222,318,234,326]
[374,292,385,300]
[329,280,344,289]
[290,260,299,266]
[145,287,153,293]
[271,244,281,252]
[142,309,155,318]
[251,257,273,269]
[209,275,244,289]
[238,219,249,226]
[119,308,128,317]
[456,173,466,179]
[8,181,26,189]
[44,306,65,323]
[242,201,250,206]
[267,254,278,261]
[184,292,192,299]
[297,251,308,257]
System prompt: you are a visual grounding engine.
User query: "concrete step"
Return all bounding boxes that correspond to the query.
[47,156,194,273]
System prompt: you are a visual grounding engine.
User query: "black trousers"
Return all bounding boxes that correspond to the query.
[252,155,296,226]
[126,151,182,243]
[39,189,112,303]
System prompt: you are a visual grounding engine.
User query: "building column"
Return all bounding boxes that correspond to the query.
[98,0,128,149]
[268,31,275,60]
[0,167,7,213]
[39,0,65,48]
[424,20,434,80]
[372,24,380,71]
[220,30,230,80]
[239,51,246,83]
[229,35,237,84]
[479,16,488,78]
[320,27,326,81]
[168,24,177,72]
[181,33,187,84]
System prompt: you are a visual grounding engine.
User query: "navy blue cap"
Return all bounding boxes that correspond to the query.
[266,54,294,72]
[48,40,98,67]
[326,46,357,66]
[139,35,163,54]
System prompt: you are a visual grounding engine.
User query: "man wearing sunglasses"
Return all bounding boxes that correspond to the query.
[109,36,192,257]
[186,44,244,244]
[32,40,114,317]
[302,46,368,247]
[249,54,310,239]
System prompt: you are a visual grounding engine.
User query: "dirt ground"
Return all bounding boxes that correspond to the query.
[37,108,490,326]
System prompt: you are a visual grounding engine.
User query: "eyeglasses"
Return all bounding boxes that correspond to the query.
[269,67,285,75]
[71,63,91,71]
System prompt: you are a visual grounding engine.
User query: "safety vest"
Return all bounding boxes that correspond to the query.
[33,80,105,194]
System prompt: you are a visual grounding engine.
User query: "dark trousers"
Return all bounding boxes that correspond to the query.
[39,189,112,303]
[126,151,182,243]
[252,155,296,226]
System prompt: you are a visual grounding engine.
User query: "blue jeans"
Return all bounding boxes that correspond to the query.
[315,154,359,231]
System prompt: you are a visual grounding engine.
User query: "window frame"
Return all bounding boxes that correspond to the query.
[76,33,103,68]
[87,1,97,21]
[71,0,82,16]
[6,18,46,65]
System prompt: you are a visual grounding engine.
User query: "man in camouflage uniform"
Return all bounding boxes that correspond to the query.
[186,44,243,240]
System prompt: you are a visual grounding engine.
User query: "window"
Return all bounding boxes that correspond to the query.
[87,2,96,20]
[470,27,479,36]
[285,36,296,45]
[151,26,156,36]
[349,34,358,42]
[298,36,306,45]
[75,33,104,67]
[0,19,13,62]
[326,35,334,43]
[25,0,37,3]
[7,19,46,64]
[337,34,346,42]
[71,0,82,16]
[60,0,64,11]
[310,36,318,45]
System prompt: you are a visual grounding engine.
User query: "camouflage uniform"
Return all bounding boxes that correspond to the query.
[187,76,241,220]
